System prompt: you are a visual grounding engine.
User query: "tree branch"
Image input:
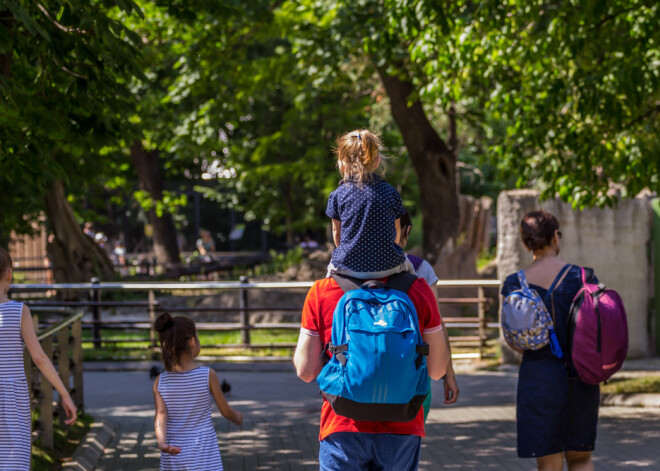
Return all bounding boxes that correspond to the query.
[626,103,660,129]
[36,2,89,35]
[52,58,88,80]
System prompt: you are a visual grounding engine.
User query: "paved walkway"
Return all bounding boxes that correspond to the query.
[85,367,660,470]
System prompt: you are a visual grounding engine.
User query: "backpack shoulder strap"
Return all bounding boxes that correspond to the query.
[406,254,424,271]
[331,274,362,293]
[515,270,531,294]
[385,272,418,294]
[332,272,418,294]
[548,264,571,295]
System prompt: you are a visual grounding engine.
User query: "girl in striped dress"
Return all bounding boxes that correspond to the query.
[0,248,77,470]
[153,312,243,471]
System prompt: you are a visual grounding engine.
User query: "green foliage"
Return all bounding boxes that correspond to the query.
[600,375,660,394]
[0,0,144,234]
[390,0,660,207]
[252,247,305,276]
[31,411,94,470]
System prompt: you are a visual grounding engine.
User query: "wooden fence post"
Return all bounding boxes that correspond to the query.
[71,318,84,410]
[239,276,250,346]
[478,286,486,359]
[58,328,71,391]
[90,277,101,349]
[149,290,157,350]
[40,336,54,449]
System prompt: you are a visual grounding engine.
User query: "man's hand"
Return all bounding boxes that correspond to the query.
[443,369,460,405]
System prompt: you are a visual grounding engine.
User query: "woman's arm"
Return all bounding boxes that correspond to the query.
[21,305,77,425]
[153,377,180,454]
[209,369,243,425]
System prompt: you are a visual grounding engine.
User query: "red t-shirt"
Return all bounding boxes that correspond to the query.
[300,277,443,441]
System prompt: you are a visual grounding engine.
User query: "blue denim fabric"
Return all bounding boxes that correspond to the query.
[319,432,421,471]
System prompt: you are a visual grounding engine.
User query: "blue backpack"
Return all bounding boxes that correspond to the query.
[317,273,430,422]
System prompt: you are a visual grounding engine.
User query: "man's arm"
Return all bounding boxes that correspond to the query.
[423,329,449,380]
[431,285,460,404]
[293,330,323,383]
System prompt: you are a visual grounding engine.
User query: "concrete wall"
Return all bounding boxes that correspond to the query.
[497,190,654,358]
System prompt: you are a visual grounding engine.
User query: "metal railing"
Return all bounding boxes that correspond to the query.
[25,307,84,450]
[11,277,501,360]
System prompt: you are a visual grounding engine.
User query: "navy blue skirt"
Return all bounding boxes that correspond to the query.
[517,349,600,458]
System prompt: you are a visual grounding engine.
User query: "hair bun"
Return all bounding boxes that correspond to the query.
[154,312,174,333]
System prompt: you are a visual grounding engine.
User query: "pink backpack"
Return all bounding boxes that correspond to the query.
[567,267,628,385]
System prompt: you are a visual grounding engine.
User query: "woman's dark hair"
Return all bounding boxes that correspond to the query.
[154,312,197,371]
[0,247,12,276]
[520,210,560,251]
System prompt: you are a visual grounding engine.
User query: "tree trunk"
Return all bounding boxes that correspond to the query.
[377,68,459,265]
[130,140,181,267]
[44,180,115,283]
[0,11,12,78]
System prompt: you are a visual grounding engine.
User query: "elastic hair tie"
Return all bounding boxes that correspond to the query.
[357,133,362,140]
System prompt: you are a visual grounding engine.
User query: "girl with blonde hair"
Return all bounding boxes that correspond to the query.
[326,129,414,278]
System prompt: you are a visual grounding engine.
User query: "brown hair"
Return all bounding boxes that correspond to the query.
[520,210,560,251]
[335,129,384,183]
[154,312,197,371]
[0,247,12,277]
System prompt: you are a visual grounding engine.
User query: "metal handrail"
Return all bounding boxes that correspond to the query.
[36,310,84,341]
[10,279,501,291]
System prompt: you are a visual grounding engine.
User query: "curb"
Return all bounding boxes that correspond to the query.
[84,360,295,373]
[62,419,115,471]
[601,393,660,408]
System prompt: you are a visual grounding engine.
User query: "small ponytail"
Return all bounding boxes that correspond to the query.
[154,312,197,371]
[0,247,12,276]
[335,129,384,183]
[154,312,174,333]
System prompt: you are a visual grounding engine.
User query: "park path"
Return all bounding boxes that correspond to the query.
[84,367,660,470]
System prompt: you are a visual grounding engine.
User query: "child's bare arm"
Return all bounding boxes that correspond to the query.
[153,377,180,455]
[331,219,341,247]
[395,218,402,245]
[22,304,77,425]
[209,369,243,426]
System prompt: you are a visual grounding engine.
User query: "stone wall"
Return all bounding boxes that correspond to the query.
[497,190,654,358]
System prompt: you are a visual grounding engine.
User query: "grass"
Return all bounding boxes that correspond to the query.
[82,328,300,361]
[600,376,660,395]
[31,412,94,471]
[82,328,497,361]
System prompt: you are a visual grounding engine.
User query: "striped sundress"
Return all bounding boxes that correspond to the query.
[158,366,224,471]
[0,301,31,470]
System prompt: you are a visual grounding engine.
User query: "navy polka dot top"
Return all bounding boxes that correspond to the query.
[326,174,406,273]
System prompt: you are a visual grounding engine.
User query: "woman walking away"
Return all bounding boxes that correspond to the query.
[501,210,599,471]
[153,312,242,471]
[0,248,77,470]
[326,129,414,279]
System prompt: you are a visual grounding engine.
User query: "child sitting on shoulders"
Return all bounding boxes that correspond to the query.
[326,129,414,279]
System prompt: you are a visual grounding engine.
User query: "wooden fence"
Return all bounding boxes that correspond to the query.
[12,278,501,360]
[25,308,84,450]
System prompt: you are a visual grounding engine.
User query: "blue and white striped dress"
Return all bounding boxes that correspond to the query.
[158,366,223,471]
[0,301,31,470]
